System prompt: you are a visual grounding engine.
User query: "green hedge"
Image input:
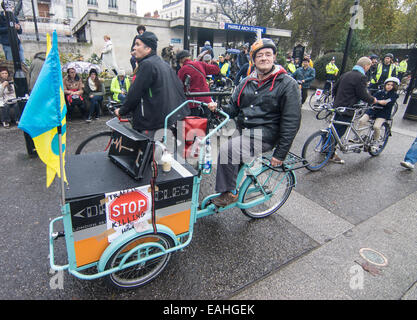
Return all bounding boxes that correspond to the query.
[313,52,355,81]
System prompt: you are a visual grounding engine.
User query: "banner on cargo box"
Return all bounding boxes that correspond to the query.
[105,185,152,242]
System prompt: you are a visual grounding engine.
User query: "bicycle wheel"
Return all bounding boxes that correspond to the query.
[308,92,317,111]
[75,131,113,154]
[368,122,390,156]
[309,92,329,112]
[105,232,174,289]
[302,130,335,171]
[240,167,295,219]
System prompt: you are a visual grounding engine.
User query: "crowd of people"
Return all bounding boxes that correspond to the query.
[0,19,415,175]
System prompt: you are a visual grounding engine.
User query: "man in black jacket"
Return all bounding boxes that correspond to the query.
[330,56,377,164]
[115,31,189,139]
[208,38,301,207]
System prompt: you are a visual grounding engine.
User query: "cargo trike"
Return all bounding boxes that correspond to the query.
[49,100,305,289]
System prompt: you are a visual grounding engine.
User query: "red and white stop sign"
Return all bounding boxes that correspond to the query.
[109,191,149,225]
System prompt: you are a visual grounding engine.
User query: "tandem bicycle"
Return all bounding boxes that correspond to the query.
[49,100,306,289]
[302,102,392,172]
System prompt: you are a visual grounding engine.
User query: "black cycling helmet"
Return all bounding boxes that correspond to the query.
[176,50,191,61]
[250,38,277,61]
[370,54,379,60]
[384,53,394,59]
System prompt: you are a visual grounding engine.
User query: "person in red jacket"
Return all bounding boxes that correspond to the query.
[177,50,220,117]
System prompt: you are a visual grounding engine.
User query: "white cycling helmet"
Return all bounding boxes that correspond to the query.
[384,77,400,86]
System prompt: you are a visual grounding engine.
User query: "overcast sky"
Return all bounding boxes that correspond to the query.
[137,0,163,16]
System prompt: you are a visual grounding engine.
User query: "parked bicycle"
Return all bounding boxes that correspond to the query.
[302,102,391,171]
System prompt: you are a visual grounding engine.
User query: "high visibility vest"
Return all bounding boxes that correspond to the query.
[371,63,395,84]
[398,60,408,73]
[111,76,131,102]
[219,61,230,77]
[288,63,296,74]
[326,62,339,75]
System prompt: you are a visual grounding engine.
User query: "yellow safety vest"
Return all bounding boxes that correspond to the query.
[326,62,339,75]
[288,63,296,74]
[398,60,408,73]
[371,63,395,84]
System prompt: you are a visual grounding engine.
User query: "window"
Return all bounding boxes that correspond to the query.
[130,0,137,14]
[108,0,117,9]
[66,7,73,18]
[38,3,50,18]
[87,0,98,5]
[66,0,73,4]
[196,7,200,13]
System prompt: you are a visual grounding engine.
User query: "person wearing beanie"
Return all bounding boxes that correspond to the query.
[115,31,189,139]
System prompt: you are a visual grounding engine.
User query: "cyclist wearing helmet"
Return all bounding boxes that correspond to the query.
[370,53,397,88]
[207,38,301,207]
[358,77,399,145]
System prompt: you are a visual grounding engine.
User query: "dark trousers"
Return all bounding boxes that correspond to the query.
[67,100,86,120]
[301,88,309,104]
[215,133,272,193]
[0,103,20,123]
[87,95,103,118]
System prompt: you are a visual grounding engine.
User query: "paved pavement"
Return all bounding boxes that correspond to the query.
[0,91,416,300]
[231,94,417,300]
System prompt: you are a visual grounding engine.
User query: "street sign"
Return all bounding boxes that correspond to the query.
[224,23,266,34]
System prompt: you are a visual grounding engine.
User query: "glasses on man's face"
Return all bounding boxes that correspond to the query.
[255,52,274,59]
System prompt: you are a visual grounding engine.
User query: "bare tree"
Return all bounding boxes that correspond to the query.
[217,0,257,25]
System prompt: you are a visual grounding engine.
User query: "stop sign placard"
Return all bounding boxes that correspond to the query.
[109,190,149,226]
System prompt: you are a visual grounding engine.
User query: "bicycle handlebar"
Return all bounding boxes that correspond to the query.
[185,91,232,98]
[105,99,128,122]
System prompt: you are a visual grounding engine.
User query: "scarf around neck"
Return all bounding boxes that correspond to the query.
[352,65,365,75]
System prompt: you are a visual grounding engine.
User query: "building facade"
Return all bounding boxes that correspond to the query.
[18,0,140,40]
[160,0,223,22]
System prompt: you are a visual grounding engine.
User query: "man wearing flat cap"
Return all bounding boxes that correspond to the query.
[115,31,189,139]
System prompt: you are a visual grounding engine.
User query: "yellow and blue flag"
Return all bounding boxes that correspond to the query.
[18,31,67,188]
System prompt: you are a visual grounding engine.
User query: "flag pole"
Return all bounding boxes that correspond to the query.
[57,125,66,206]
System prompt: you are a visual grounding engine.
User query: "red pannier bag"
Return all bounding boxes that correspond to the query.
[182,116,208,159]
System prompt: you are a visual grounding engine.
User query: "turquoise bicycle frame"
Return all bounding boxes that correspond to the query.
[49,100,300,282]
